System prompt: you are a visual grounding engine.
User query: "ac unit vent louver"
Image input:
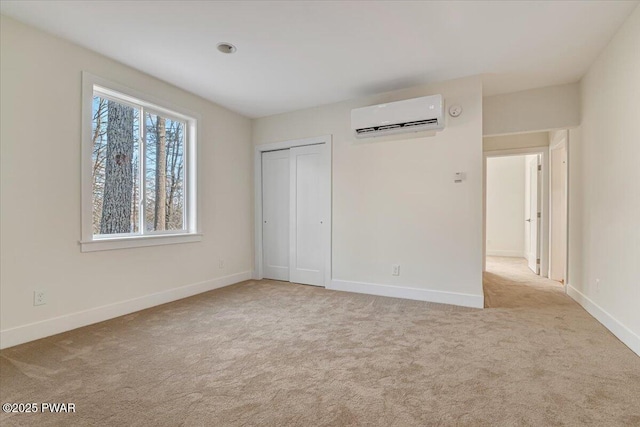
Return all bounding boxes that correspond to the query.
[355,118,440,135]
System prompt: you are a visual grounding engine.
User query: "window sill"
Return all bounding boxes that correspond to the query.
[80,233,203,252]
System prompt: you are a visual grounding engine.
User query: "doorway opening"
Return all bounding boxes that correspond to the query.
[482,130,569,288]
[485,153,542,274]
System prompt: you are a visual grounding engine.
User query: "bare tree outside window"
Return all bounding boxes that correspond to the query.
[145,112,185,232]
[92,95,185,236]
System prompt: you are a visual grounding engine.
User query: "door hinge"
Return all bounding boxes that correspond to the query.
[536,258,540,264]
[537,165,542,171]
[537,212,541,218]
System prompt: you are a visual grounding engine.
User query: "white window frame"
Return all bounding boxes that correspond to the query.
[80,72,201,252]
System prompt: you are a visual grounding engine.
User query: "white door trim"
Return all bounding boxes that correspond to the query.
[483,146,550,276]
[564,132,571,290]
[254,135,332,287]
[549,133,568,283]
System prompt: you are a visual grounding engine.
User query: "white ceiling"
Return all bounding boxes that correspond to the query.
[1,1,637,118]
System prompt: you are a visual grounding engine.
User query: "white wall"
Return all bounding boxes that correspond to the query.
[567,5,640,355]
[483,83,580,136]
[486,156,525,257]
[0,16,253,348]
[483,132,549,152]
[253,76,484,308]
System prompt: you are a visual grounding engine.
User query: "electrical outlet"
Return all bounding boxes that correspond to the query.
[392,264,400,276]
[218,259,225,269]
[34,290,46,306]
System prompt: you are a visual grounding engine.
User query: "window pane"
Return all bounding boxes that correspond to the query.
[144,113,186,232]
[92,96,140,235]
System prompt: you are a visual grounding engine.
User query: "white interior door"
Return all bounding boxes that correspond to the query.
[262,150,290,281]
[527,157,541,274]
[289,145,326,286]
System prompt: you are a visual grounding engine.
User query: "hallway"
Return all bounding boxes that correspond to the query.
[484,256,565,308]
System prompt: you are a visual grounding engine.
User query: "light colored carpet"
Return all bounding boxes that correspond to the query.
[1,257,639,426]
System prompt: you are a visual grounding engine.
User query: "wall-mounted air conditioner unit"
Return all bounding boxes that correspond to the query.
[351,94,444,138]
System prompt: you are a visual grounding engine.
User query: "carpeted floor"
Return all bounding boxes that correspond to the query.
[1,257,639,426]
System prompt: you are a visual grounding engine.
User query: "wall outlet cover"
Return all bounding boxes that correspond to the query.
[34,290,46,306]
[392,265,400,276]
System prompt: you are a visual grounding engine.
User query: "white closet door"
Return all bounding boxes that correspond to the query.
[289,145,326,286]
[262,150,290,281]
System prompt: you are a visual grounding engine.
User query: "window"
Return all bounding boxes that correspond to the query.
[81,73,200,251]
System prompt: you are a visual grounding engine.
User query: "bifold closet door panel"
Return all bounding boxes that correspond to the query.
[262,149,290,281]
[289,145,325,286]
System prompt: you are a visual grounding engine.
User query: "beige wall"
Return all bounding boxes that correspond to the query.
[568,5,640,354]
[253,76,484,306]
[0,16,253,345]
[483,132,549,152]
[486,156,526,257]
[483,83,580,136]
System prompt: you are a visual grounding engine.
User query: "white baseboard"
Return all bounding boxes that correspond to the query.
[0,271,252,350]
[567,284,640,357]
[486,250,524,257]
[329,279,484,309]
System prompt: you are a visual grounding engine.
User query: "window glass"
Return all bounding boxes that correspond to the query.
[144,112,186,232]
[92,95,140,235]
